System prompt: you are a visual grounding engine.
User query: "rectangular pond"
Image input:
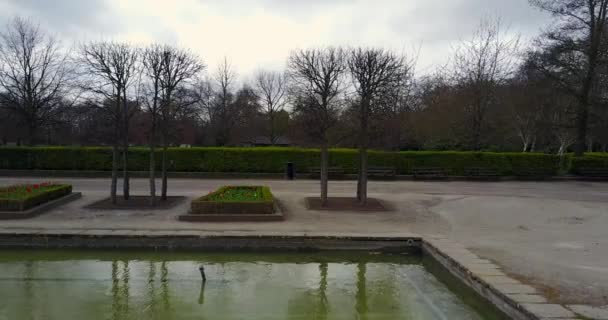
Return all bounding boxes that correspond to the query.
[0,250,507,320]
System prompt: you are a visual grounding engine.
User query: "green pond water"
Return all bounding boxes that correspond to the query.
[0,250,505,320]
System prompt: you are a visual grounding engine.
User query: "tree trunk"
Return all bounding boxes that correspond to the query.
[574,100,589,156]
[26,123,36,146]
[122,92,130,200]
[111,143,119,204]
[558,143,566,156]
[122,145,129,200]
[161,126,168,201]
[358,144,368,205]
[149,127,156,206]
[269,111,275,145]
[320,142,329,207]
[574,29,599,157]
[357,100,369,205]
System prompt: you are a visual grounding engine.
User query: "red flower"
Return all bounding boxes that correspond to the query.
[33,184,40,189]
[26,187,32,193]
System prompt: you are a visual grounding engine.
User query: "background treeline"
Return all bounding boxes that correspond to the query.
[0,0,607,155]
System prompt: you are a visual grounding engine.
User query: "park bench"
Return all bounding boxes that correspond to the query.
[412,167,448,180]
[512,167,554,178]
[576,167,608,177]
[309,166,345,179]
[367,166,397,179]
[464,167,500,180]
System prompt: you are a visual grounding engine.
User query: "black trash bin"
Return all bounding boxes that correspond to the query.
[285,162,295,180]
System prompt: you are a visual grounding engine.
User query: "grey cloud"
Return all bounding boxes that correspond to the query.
[0,0,179,45]
[0,0,123,36]
[388,0,551,45]
[196,0,352,20]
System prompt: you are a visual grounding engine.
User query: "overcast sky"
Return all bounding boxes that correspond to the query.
[0,0,551,79]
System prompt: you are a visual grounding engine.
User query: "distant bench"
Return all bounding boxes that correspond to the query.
[464,167,499,180]
[309,167,345,179]
[309,166,397,179]
[413,167,447,180]
[576,167,608,177]
[367,166,396,179]
[512,168,554,178]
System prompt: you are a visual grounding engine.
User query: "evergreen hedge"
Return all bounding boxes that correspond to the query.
[0,146,576,176]
[570,153,608,174]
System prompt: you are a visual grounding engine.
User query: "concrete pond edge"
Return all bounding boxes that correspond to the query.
[0,229,597,319]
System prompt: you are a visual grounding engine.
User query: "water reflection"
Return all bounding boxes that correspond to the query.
[110,261,131,320]
[317,262,328,320]
[0,252,491,320]
[356,262,368,320]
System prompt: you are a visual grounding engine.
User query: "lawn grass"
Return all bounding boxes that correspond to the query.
[204,186,270,202]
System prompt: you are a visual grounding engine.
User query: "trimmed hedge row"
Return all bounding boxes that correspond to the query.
[0,184,72,211]
[0,146,574,176]
[571,153,608,174]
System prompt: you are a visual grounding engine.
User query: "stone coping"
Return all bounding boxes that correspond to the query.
[423,237,587,320]
[0,229,598,319]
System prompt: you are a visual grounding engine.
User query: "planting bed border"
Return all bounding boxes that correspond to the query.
[0,192,82,220]
[0,184,73,211]
[180,201,285,222]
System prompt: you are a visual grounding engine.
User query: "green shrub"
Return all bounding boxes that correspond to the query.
[0,146,568,176]
[571,153,608,174]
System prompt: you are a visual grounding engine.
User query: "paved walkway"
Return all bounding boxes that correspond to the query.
[1,177,607,309]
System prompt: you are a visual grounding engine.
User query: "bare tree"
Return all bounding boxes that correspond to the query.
[80,41,139,203]
[0,17,72,145]
[348,47,407,205]
[550,101,577,164]
[253,70,287,145]
[530,0,608,155]
[508,62,552,152]
[158,46,204,200]
[288,47,347,206]
[374,54,418,150]
[451,18,520,150]
[212,57,237,146]
[142,45,164,205]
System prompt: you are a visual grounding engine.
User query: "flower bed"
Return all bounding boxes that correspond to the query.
[0,182,72,211]
[191,186,274,214]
